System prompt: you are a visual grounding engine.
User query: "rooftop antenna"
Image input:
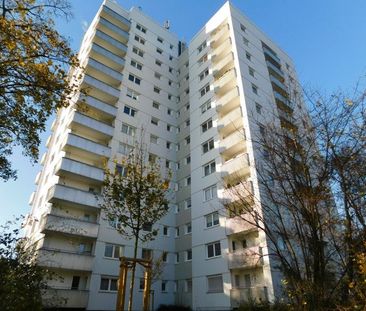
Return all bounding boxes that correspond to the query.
[163,20,170,30]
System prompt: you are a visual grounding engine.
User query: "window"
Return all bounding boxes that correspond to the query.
[185,88,190,95]
[150,135,158,144]
[185,61,189,68]
[119,142,132,155]
[200,84,210,97]
[116,164,127,177]
[139,278,145,290]
[155,59,162,66]
[185,156,191,165]
[185,136,190,145]
[151,117,159,126]
[186,249,192,261]
[207,275,223,293]
[243,36,249,46]
[198,54,208,65]
[154,86,161,94]
[185,223,192,234]
[166,141,172,149]
[246,51,251,61]
[185,103,190,111]
[123,105,137,117]
[162,251,168,262]
[163,226,169,236]
[126,88,139,100]
[71,276,80,290]
[175,252,180,263]
[100,277,118,291]
[128,73,141,85]
[130,59,142,70]
[259,125,265,136]
[249,67,255,77]
[204,185,217,202]
[136,23,146,33]
[154,72,161,79]
[167,108,172,115]
[207,241,221,258]
[157,36,163,43]
[141,248,153,260]
[202,138,214,153]
[134,34,145,45]
[185,74,189,81]
[201,118,213,132]
[169,67,173,73]
[161,281,167,292]
[203,160,216,176]
[168,79,172,85]
[121,123,136,136]
[156,47,163,55]
[152,101,160,109]
[256,103,262,114]
[175,227,180,237]
[197,40,207,53]
[132,46,144,57]
[185,176,191,186]
[252,84,258,95]
[240,24,246,32]
[167,124,173,132]
[185,279,192,292]
[185,119,190,127]
[199,68,209,81]
[104,244,123,259]
[201,100,211,114]
[206,212,219,227]
[185,198,192,209]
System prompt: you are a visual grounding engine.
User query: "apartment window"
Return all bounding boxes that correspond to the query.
[204,185,217,202]
[186,249,192,261]
[136,23,146,33]
[134,34,145,45]
[121,123,136,136]
[126,88,139,100]
[157,36,164,43]
[100,277,118,291]
[151,117,159,126]
[200,84,210,97]
[119,142,132,156]
[202,138,214,153]
[167,124,173,132]
[71,276,80,290]
[163,226,169,236]
[198,54,208,65]
[259,125,265,136]
[249,67,255,77]
[185,223,192,234]
[185,156,191,165]
[132,46,144,57]
[199,68,209,81]
[203,160,216,176]
[207,241,221,258]
[201,118,213,133]
[142,222,152,232]
[130,59,142,70]
[162,251,168,262]
[156,47,163,55]
[201,100,211,114]
[175,227,180,237]
[185,176,191,186]
[246,51,252,61]
[207,275,223,293]
[169,67,173,73]
[154,72,162,80]
[150,135,158,144]
[185,279,192,293]
[206,211,219,227]
[161,281,167,292]
[166,141,172,149]
[185,88,190,95]
[167,108,172,116]
[185,74,189,81]
[252,84,258,95]
[185,198,192,209]
[185,118,190,127]
[185,136,190,145]
[139,278,145,290]
[123,105,137,117]
[243,36,249,46]
[240,23,246,32]
[197,40,207,53]
[152,101,160,109]
[256,103,262,114]
[104,244,123,259]
[185,61,189,68]
[154,86,161,94]
[168,79,172,86]
[128,73,141,85]
[116,164,127,177]
[155,59,162,66]
[141,248,153,260]
[185,103,190,111]
[175,252,180,263]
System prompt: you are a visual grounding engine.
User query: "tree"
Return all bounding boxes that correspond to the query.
[0,0,80,181]
[0,217,50,310]
[224,81,366,310]
[100,139,171,311]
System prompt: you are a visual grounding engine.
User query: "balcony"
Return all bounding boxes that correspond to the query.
[94,29,127,57]
[78,94,117,120]
[55,157,104,184]
[211,23,230,48]
[270,75,288,97]
[219,132,246,160]
[42,213,99,238]
[90,43,125,71]
[43,288,89,309]
[83,74,120,104]
[215,87,240,116]
[221,153,251,182]
[278,108,295,125]
[227,246,263,270]
[226,214,258,236]
[230,286,268,307]
[263,45,281,64]
[34,171,41,185]
[214,69,237,95]
[63,134,111,163]
[217,106,243,137]
[274,91,294,111]
[28,191,35,205]
[101,5,131,31]
[212,52,234,77]
[48,184,100,209]
[98,17,129,44]
[211,38,232,63]
[86,58,123,87]
[71,111,114,140]
[266,61,284,81]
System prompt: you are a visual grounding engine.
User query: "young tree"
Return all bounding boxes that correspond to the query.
[100,140,171,311]
[0,0,80,181]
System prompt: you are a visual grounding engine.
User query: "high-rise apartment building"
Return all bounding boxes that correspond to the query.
[25,0,301,310]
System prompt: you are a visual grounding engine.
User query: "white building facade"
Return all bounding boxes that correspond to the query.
[25,1,300,310]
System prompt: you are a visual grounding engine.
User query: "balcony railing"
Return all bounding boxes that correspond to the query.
[91,43,125,71]
[98,17,129,43]
[211,23,230,48]
[64,133,111,159]
[219,132,247,160]
[101,5,131,30]
[95,29,127,57]
[221,153,251,181]
[230,286,268,307]
[266,61,284,80]
[83,74,120,100]
[212,52,234,76]
[43,288,89,309]
[274,91,294,110]
[87,58,123,86]
[217,106,242,137]
[215,87,240,115]
[226,214,258,236]
[214,69,236,95]
[227,246,263,270]
[42,213,99,238]
[211,38,232,63]
[78,94,117,118]
[72,111,114,139]
[263,45,281,64]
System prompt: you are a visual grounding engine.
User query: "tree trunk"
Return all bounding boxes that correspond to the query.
[128,235,139,311]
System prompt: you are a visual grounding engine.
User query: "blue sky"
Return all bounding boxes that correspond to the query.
[1,0,365,224]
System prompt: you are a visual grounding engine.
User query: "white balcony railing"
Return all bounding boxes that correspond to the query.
[227,246,263,270]
[43,288,89,308]
[64,133,111,158]
[78,94,117,118]
[230,286,268,307]
[72,111,114,138]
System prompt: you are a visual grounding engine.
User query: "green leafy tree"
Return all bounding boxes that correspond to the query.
[100,140,171,311]
[0,0,80,181]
